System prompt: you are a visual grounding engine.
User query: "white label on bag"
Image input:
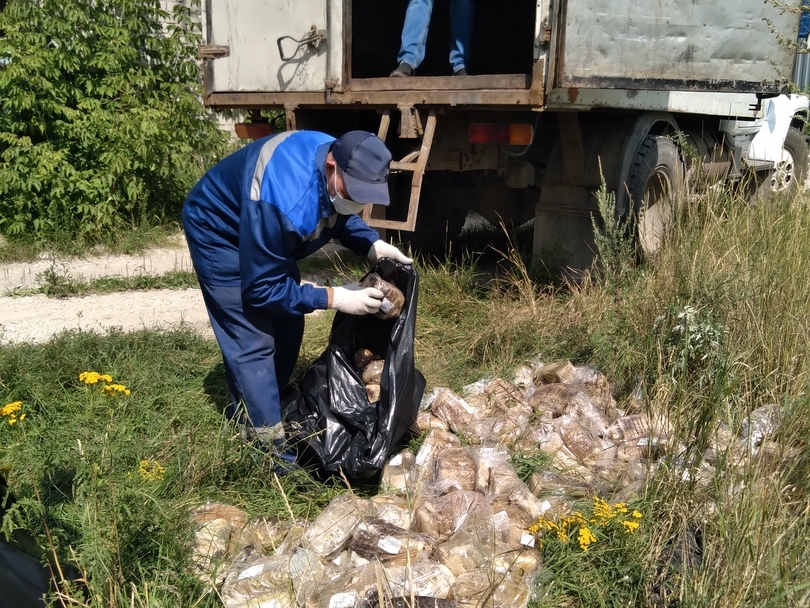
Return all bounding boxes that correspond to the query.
[459,397,475,414]
[520,532,536,548]
[493,510,510,527]
[377,536,402,554]
[415,444,432,466]
[237,564,264,580]
[389,453,403,467]
[329,592,358,608]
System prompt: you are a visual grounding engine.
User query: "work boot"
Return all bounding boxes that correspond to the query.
[390,62,414,77]
[453,67,468,76]
[240,422,299,475]
[271,439,300,476]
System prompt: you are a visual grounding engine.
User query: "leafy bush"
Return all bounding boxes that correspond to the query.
[0,0,228,244]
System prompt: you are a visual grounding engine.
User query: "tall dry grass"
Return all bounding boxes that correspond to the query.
[426,185,810,606]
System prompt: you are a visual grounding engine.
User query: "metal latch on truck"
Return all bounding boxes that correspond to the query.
[277,26,327,62]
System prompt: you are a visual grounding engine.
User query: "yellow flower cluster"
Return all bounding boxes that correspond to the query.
[623,519,640,533]
[592,497,629,524]
[1,401,26,426]
[79,371,113,385]
[578,525,597,551]
[528,497,644,552]
[101,384,131,396]
[529,511,595,549]
[138,459,165,482]
[79,371,130,396]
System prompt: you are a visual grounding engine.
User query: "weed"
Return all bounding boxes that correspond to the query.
[530,497,649,607]
[591,177,637,278]
[510,450,553,484]
[654,303,726,388]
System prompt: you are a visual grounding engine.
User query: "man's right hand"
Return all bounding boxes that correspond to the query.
[330,284,384,315]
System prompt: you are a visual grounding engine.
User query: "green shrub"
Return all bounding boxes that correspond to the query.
[0,0,228,244]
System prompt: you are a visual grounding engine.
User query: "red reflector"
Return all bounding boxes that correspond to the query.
[468,123,534,146]
[234,123,275,140]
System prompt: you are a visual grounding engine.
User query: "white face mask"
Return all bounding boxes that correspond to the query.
[330,171,366,216]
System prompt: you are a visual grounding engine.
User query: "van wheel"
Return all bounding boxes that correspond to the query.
[751,126,808,202]
[626,134,683,257]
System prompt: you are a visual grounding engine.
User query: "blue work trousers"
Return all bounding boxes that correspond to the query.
[397,0,474,73]
[199,281,304,429]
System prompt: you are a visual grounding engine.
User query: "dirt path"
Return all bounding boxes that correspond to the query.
[0,236,336,345]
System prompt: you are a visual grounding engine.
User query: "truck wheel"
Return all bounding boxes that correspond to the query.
[626,134,683,256]
[753,126,808,201]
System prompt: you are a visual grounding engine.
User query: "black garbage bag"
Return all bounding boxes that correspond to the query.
[283,258,425,480]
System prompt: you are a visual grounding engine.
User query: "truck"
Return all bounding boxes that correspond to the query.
[197,0,810,267]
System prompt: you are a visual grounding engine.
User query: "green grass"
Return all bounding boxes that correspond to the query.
[3,268,201,298]
[2,187,810,606]
[0,225,187,264]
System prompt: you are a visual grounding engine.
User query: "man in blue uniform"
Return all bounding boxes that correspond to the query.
[182,130,412,459]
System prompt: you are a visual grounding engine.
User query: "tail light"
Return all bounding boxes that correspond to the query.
[468,123,534,146]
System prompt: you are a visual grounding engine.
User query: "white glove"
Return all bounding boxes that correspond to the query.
[368,240,413,265]
[331,284,384,315]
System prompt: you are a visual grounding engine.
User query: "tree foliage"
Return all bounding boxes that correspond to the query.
[0,0,228,243]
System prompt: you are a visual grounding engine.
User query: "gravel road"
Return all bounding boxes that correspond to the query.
[0,236,336,345]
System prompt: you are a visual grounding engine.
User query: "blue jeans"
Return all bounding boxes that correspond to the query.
[397,0,474,73]
[198,281,304,429]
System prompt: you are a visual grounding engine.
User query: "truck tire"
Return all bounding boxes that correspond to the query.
[752,126,808,202]
[626,134,683,256]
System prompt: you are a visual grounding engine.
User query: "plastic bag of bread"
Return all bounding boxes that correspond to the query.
[360,272,405,319]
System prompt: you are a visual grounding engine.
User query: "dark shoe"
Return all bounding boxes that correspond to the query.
[390,62,414,77]
[453,67,468,76]
[271,439,300,476]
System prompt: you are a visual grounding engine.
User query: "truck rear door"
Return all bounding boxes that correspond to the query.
[202,0,339,94]
[553,0,801,94]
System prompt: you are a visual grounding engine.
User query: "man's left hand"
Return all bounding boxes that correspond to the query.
[368,240,413,265]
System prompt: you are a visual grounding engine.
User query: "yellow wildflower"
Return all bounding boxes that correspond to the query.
[614,502,629,514]
[79,371,102,385]
[530,517,561,539]
[632,510,643,519]
[101,384,130,396]
[592,497,616,524]
[138,459,165,482]
[561,511,586,527]
[8,416,17,426]
[622,520,640,534]
[0,401,22,417]
[19,414,26,421]
[578,525,597,551]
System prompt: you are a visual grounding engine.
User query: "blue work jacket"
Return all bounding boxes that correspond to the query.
[182,131,380,316]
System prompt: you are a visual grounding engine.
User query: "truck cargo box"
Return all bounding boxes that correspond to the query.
[201,0,802,109]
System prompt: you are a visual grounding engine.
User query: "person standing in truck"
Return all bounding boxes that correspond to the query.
[182,130,413,465]
[390,0,474,77]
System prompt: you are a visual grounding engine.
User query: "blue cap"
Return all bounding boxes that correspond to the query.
[332,131,392,205]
